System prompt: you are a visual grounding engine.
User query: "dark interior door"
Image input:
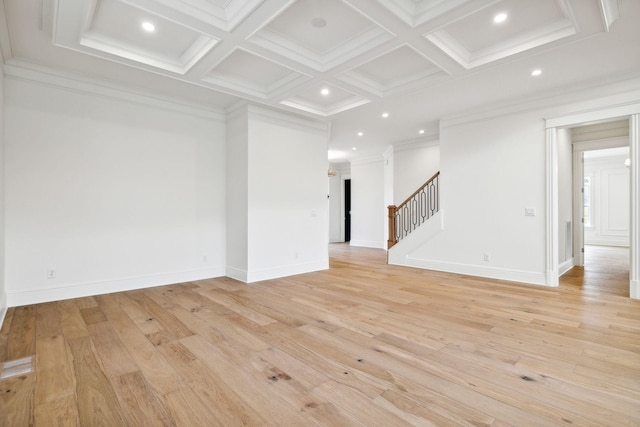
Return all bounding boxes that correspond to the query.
[344,179,351,242]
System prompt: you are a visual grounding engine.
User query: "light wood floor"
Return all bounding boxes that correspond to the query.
[561,245,630,297]
[1,243,639,426]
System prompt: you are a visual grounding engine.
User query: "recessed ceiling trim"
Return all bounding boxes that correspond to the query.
[280,95,371,117]
[79,32,219,75]
[202,47,311,99]
[376,0,476,28]
[249,27,394,72]
[337,43,449,96]
[122,0,264,32]
[426,18,578,69]
[598,0,620,31]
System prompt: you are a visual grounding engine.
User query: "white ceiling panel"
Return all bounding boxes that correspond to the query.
[280,83,370,117]
[425,0,578,69]
[3,0,638,160]
[248,0,394,71]
[338,45,447,96]
[203,49,309,99]
[55,0,219,74]
[376,0,475,28]
[122,0,264,32]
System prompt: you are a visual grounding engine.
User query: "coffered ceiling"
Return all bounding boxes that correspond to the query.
[1,0,639,161]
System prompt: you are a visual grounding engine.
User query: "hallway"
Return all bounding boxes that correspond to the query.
[561,245,630,297]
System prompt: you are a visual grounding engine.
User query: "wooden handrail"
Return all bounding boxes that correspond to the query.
[398,171,440,208]
[388,171,440,249]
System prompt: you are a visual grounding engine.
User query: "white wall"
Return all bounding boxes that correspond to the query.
[244,106,329,282]
[398,110,548,285]
[226,106,249,279]
[557,128,573,273]
[5,78,226,306]
[393,142,440,204]
[350,156,385,249]
[0,66,6,325]
[584,150,630,246]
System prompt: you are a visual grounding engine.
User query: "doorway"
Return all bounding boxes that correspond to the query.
[547,110,639,298]
[344,179,351,242]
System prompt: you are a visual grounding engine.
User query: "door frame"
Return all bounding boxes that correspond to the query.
[546,106,640,299]
[572,137,630,267]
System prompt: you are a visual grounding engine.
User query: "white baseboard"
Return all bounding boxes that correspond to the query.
[246,260,329,283]
[403,256,549,287]
[349,240,386,249]
[631,279,640,299]
[7,266,225,307]
[559,259,575,276]
[225,266,248,283]
[0,292,7,331]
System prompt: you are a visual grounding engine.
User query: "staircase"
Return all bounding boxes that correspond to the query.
[387,171,440,249]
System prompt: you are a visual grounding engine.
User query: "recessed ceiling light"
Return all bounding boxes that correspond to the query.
[419,129,425,134]
[352,147,357,151]
[321,88,330,96]
[493,13,507,23]
[142,21,155,32]
[382,112,389,118]
[357,132,363,137]
[531,69,542,77]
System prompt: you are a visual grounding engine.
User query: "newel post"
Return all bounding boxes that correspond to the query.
[387,205,397,249]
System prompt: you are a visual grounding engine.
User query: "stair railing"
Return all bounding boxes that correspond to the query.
[387,171,440,249]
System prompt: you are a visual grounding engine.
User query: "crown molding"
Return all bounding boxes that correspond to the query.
[393,136,439,153]
[441,74,640,129]
[247,103,328,135]
[3,59,226,121]
[350,152,384,166]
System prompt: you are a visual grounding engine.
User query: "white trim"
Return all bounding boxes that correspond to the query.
[546,101,640,129]
[246,260,329,283]
[349,239,386,249]
[225,266,248,283]
[546,127,560,286]
[598,0,620,31]
[350,154,384,166]
[443,78,640,129]
[0,293,7,331]
[7,267,225,307]
[631,280,640,299]
[393,137,440,153]
[404,257,548,287]
[572,150,584,267]
[630,114,639,299]
[559,259,574,276]
[247,103,328,134]
[3,60,227,121]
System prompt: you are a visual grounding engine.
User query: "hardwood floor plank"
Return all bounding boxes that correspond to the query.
[110,371,174,427]
[34,395,81,427]
[0,373,35,426]
[34,334,75,405]
[7,306,37,360]
[1,244,638,425]
[87,321,139,378]
[95,295,184,396]
[67,337,127,426]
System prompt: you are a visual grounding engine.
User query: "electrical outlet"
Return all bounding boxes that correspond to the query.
[525,207,536,217]
[47,269,56,279]
[202,255,208,263]
[483,253,490,262]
